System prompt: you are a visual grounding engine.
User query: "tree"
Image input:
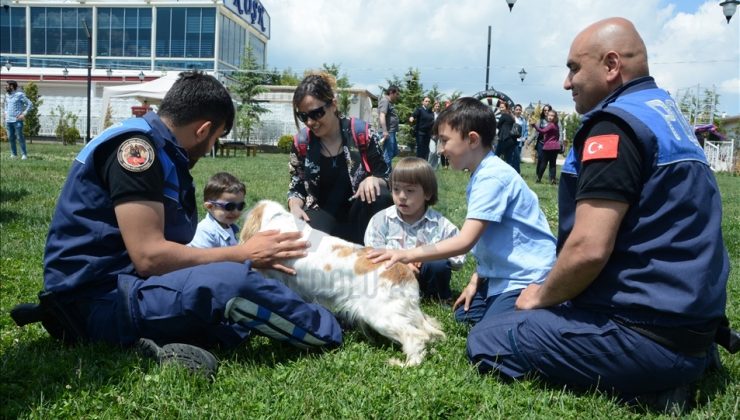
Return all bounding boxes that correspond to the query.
[22,82,43,140]
[559,112,582,154]
[678,86,722,130]
[102,104,114,130]
[322,63,352,115]
[231,45,269,143]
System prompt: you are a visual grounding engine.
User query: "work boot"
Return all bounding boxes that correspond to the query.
[631,383,693,415]
[136,338,218,380]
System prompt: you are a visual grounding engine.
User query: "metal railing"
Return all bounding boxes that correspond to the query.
[704,140,735,172]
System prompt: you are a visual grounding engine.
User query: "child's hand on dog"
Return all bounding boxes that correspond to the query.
[366,248,411,267]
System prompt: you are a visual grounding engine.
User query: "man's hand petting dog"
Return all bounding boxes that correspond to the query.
[240,230,308,275]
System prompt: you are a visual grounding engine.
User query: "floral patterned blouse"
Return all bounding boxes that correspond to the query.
[288,117,390,210]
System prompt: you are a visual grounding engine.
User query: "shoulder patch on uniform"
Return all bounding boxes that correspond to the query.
[582,134,619,162]
[117,138,155,172]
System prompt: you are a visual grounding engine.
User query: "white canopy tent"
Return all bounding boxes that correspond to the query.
[99,73,180,131]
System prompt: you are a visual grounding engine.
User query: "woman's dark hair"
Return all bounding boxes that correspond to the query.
[158,71,234,138]
[292,72,338,129]
[539,103,552,119]
[433,97,497,147]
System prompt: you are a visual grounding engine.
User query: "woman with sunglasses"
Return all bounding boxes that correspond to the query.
[288,72,392,244]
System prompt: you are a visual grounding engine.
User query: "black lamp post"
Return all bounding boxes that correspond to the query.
[83,18,92,144]
[518,68,527,82]
[720,0,740,22]
[505,0,517,12]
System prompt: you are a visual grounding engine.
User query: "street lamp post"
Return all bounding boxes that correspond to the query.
[720,0,740,22]
[519,68,527,82]
[505,0,518,12]
[83,18,92,144]
[485,25,492,90]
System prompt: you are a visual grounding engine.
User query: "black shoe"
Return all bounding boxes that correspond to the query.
[632,384,692,415]
[136,338,218,380]
[706,344,724,373]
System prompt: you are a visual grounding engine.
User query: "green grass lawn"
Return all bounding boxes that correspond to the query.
[1,143,738,418]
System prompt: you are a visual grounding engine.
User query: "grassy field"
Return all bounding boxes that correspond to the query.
[1,143,738,419]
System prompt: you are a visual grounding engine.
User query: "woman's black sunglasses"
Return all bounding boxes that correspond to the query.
[208,200,246,211]
[296,103,329,123]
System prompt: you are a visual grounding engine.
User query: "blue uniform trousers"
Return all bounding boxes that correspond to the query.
[466,304,710,395]
[84,261,342,350]
[382,132,398,167]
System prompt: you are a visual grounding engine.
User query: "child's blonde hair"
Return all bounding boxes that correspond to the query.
[390,157,438,206]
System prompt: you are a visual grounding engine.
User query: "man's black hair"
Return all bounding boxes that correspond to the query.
[433,97,497,147]
[6,80,18,90]
[387,85,400,94]
[158,71,235,137]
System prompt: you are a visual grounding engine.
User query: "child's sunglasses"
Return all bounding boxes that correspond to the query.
[208,200,246,211]
[296,103,329,123]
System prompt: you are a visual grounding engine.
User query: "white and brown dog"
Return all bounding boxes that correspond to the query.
[240,200,444,366]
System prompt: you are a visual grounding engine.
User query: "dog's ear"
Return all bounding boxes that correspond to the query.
[239,202,266,244]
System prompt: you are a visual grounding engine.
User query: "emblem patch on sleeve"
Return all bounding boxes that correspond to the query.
[117,138,155,172]
[582,134,619,162]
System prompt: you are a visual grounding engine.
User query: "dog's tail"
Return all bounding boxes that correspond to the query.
[391,311,445,367]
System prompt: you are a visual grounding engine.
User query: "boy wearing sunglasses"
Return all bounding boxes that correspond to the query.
[189,172,246,248]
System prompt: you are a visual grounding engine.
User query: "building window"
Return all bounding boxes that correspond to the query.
[219,15,247,69]
[156,7,214,59]
[97,8,151,58]
[0,7,27,55]
[30,7,92,57]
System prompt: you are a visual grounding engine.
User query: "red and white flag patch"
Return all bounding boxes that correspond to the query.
[582,134,619,162]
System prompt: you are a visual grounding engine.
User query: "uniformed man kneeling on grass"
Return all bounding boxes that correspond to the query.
[463,17,736,414]
[11,71,342,380]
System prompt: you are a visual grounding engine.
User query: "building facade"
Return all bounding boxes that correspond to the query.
[0,0,270,137]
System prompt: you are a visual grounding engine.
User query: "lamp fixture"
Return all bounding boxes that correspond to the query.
[518,68,527,82]
[720,0,740,23]
[505,0,517,12]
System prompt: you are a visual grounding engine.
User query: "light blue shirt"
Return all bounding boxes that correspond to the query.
[364,205,465,269]
[188,212,239,248]
[4,90,33,123]
[467,152,556,297]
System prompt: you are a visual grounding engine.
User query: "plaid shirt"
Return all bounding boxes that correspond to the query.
[4,90,33,123]
[364,205,465,269]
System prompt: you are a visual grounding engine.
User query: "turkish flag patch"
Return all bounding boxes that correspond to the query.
[582,134,619,162]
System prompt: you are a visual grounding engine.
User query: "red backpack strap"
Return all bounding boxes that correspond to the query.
[350,117,371,173]
[293,127,310,158]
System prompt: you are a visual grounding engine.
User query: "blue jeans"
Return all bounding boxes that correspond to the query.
[454,279,522,325]
[466,304,710,395]
[6,121,27,156]
[382,131,398,167]
[418,260,452,300]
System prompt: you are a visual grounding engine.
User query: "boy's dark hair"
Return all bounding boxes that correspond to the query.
[203,172,246,201]
[433,97,497,147]
[387,85,399,94]
[390,157,438,206]
[6,80,18,90]
[158,71,234,138]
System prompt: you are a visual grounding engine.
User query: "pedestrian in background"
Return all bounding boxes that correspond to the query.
[409,96,434,160]
[4,80,33,160]
[378,85,400,167]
